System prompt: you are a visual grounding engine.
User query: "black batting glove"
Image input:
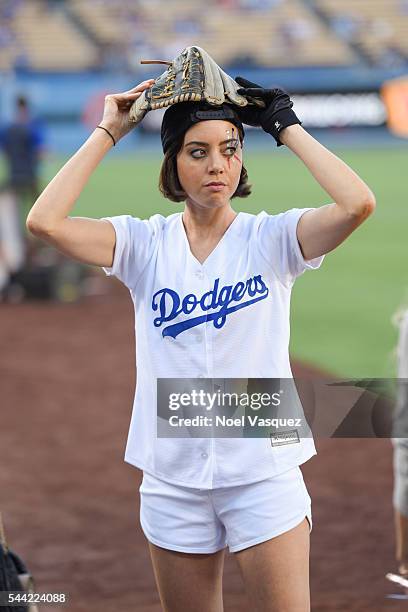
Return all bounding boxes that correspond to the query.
[235,76,301,147]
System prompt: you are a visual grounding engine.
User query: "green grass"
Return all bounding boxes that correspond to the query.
[6,146,407,378]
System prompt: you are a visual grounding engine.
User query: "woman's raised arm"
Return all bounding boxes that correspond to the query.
[234,78,376,261]
[280,124,376,261]
[26,79,155,267]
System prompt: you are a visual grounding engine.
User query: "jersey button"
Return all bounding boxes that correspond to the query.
[201,452,208,459]
[195,271,204,279]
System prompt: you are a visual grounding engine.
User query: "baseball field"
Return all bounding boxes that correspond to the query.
[0,292,404,611]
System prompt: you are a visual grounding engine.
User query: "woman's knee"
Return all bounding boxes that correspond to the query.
[148,542,225,612]
[234,518,310,612]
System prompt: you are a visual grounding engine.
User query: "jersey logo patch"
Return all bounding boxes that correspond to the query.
[152,275,269,338]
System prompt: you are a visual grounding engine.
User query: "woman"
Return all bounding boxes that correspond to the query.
[27,77,375,612]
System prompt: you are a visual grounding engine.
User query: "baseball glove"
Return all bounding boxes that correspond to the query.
[129,46,264,124]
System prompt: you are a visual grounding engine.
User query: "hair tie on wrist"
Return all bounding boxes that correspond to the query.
[96,125,116,146]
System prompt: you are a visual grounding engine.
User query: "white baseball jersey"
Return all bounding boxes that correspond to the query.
[102,208,324,489]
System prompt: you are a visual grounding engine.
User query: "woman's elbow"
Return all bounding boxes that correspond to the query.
[26,214,41,236]
[353,190,376,221]
[26,213,53,238]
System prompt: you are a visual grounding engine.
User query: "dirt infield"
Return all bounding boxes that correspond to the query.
[0,284,405,611]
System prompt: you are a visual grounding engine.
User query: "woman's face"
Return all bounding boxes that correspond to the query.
[176,120,243,209]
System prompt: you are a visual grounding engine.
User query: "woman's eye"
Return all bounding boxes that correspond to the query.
[189,146,238,158]
[190,149,206,158]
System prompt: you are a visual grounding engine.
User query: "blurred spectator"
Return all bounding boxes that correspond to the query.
[329,12,363,41]
[279,17,316,55]
[390,310,408,581]
[0,95,46,298]
[172,15,203,36]
[0,94,84,303]
[0,95,46,228]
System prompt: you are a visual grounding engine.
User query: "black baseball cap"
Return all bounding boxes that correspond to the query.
[160,102,245,154]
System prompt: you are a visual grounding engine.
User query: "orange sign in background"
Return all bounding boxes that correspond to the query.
[381,76,408,138]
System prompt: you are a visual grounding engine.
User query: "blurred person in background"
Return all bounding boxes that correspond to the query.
[391,309,408,581]
[278,17,316,57]
[0,94,46,300]
[329,11,363,42]
[0,94,46,227]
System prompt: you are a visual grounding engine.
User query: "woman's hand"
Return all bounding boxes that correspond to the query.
[98,79,155,144]
[234,76,301,147]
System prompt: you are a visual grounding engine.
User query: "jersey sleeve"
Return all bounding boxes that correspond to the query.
[256,208,325,287]
[101,214,161,289]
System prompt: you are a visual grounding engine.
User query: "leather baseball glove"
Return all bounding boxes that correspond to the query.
[129,46,263,124]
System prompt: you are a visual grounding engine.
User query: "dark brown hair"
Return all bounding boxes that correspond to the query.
[159,128,252,203]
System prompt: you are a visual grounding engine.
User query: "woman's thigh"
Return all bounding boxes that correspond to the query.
[234,517,310,612]
[148,542,225,612]
[212,465,312,553]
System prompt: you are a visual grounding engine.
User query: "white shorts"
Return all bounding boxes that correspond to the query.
[139,466,312,554]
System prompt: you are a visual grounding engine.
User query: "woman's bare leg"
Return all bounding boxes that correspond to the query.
[234,517,310,612]
[148,542,225,612]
